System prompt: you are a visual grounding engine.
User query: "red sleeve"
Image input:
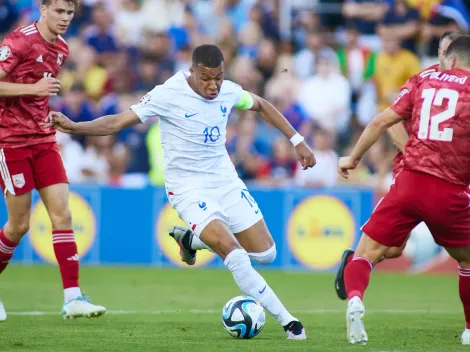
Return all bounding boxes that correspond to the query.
[390,87,414,120]
[0,35,26,74]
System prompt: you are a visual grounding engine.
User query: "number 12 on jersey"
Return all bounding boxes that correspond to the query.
[419,88,458,142]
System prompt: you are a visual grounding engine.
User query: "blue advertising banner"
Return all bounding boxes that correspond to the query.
[0,186,374,271]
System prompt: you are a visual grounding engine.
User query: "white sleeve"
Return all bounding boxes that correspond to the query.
[223,80,243,107]
[130,86,172,123]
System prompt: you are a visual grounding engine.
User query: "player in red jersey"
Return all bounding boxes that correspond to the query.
[0,0,105,320]
[334,31,462,301]
[338,35,470,345]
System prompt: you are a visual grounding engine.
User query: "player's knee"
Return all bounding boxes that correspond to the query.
[384,247,404,259]
[249,245,277,265]
[5,222,29,241]
[224,248,252,272]
[49,208,72,230]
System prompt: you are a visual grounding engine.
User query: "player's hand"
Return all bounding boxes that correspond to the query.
[33,77,61,96]
[295,141,316,170]
[338,156,360,179]
[41,111,76,133]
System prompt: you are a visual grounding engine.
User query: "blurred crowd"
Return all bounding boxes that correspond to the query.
[1,0,470,193]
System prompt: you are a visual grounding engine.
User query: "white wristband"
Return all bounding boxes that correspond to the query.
[290,133,304,147]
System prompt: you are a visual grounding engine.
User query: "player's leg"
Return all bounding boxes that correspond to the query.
[170,219,276,265]
[454,247,470,345]
[0,192,32,322]
[443,246,470,345]
[234,219,276,265]
[335,232,411,300]
[199,219,306,339]
[169,184,275,265]
[0,147,36,321]
[344,171,420,344]
[34,143,105,318]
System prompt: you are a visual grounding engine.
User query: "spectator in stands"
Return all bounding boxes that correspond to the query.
[256,39,278,83]
[342,0,390,50]
[56,132,85,184]
[378,0,420,53]
[374,35,420,112]
[80,136,115,184]
[420,1,462,67]
[134,55,162,92]
[298,54,351,141]
[294,129,338,188]
[114,0,145,47]
[257,136,297,187]
[337,23,377,127]
[294,28,337,80]
[83,4,119,56]
[0,0,18,35]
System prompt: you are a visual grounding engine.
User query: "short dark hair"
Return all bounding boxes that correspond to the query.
[192,44,224,68]
[440,31,461,44]
[445,35,470,65]
[42,0,80,7]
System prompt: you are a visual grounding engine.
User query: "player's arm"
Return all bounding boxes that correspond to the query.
[339,108,404,179]
[44,109,141,135]
[0,69,60,97]
[235,90,315,169]
[387,121,408,153]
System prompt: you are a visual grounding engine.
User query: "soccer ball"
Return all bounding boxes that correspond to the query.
[221,296,266,339]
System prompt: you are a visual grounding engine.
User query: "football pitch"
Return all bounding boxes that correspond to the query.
[0,265,466,352]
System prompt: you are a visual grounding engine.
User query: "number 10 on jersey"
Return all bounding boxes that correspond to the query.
[419,88,458,142]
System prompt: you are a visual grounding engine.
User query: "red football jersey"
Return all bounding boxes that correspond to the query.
[392,65,439,177]
[0,22,68,148]
[391,67,470,187]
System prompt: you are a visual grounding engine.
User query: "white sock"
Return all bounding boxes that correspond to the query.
[466,328,470,333]
[64,287,82,303]
[190,236,210,250]
[224,248,297,326]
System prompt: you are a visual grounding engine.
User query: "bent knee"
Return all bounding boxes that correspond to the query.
[5,222,29,241]
[384,247,404,259]
[248,245,277,265]
[49,209,72,229]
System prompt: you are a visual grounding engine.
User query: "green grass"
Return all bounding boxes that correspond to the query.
[0,265,466,351]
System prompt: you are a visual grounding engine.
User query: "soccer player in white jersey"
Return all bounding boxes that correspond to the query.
[43,45,316,339]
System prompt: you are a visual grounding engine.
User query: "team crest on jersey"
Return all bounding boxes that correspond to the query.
[394,89,409,103]
[57,53,64,66]
[12,173,25,188]
[0,46,11,61]
[139,94,151,106]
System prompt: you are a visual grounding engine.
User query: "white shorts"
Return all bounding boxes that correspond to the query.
[167,179,263,237]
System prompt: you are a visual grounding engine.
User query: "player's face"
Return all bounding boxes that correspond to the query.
[41,0,76,35]
[438,37,453,70]
[190,63,224,100]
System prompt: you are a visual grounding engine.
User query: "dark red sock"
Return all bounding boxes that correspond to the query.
[346,252,354,265]
[0,229,18,274]
[52,230,80,289]
[459,267,470,329]
[345,257,373,300]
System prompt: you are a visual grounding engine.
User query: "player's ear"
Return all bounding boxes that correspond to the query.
[189,65,194,75]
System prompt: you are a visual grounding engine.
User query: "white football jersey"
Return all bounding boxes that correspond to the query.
[130,71,243,193]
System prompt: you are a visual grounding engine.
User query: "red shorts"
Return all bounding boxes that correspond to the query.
[0,143,68,196]
[362,169,470,248]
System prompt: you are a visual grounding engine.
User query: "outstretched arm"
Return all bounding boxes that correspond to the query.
[338,108,404,178]
[387,121,408,153]
[236,90,316,169]
[43,109,141,136]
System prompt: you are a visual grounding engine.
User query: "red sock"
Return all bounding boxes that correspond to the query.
[344,257,373,300]
[0,229,18,274]
[459,267,470,329]
[52,230,80,289]
[346,252,354,265]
